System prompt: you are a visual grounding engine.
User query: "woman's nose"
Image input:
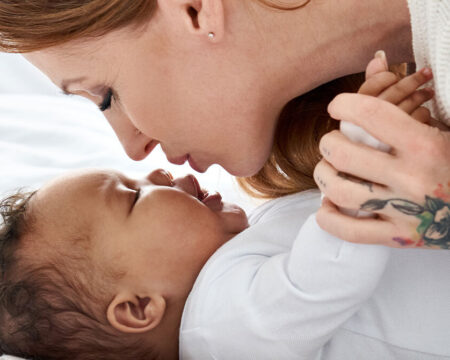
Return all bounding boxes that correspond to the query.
[103,110,159,161]
[123,137,158,161]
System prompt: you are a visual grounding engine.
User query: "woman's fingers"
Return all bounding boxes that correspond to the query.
[319,130,396,184]
[328,93,430,150]
[316,198,422,248]
[314,158,392,212]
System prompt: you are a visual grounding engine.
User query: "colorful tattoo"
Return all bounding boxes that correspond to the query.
[361,184,450,249]
[392,237,416,247]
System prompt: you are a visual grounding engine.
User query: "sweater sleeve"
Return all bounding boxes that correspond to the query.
[407,0,450,124]
[193,215,390,360]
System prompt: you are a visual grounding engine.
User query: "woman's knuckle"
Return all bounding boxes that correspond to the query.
[319,132,332,153]
[358,96,380,119]
[332,146,351,169]
[329,183,347,206]
[421,131,447,158]
[313,163,323,182]
[409,175,432,200]
[432,132,449,158]
[407,129,446,160]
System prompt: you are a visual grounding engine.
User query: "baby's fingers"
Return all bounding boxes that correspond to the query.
[379,67,433,104]
[411,107,433,124]
[358,71,399,97]
[398,88,434,115]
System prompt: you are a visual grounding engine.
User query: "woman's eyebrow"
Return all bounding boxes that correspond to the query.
[60,76,87,95]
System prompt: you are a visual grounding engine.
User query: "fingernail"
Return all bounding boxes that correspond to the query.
[421,67,433,78]
[375,50,386,60]
[374,50,388,70]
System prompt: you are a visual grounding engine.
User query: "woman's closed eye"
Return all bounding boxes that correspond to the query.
[99,88,114,112]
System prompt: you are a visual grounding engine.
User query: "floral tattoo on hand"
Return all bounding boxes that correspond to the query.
[361,183,450,249]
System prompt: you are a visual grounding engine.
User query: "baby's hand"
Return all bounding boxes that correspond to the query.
[328,53,435,218]
[358,54,435,124]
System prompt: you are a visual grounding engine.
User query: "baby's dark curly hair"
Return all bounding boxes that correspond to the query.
[0,190,158,360]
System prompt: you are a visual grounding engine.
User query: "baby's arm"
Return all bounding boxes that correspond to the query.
[251,215,390,359]
[190,210,390,360]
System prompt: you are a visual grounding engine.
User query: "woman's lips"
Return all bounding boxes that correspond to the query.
[188,155,205,173]
[168,154,188,165]
[167,153,205,173]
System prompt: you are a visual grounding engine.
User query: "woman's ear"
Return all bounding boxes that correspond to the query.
[106,292,166,334]
[158,0,225,42]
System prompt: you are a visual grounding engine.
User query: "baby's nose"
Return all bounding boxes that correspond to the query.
[146,169,174,186]
[172,175,201,199]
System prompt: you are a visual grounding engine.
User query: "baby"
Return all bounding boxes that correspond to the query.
[0,59,445,360]
[0,169,249,360]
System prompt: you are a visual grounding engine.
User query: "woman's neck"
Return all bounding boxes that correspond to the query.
[244,0,413,102]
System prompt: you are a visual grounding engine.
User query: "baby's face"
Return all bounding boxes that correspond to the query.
[31,169,248,297]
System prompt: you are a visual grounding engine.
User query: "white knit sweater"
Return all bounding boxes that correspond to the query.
[341,0,450,168]
[408,0,450,125]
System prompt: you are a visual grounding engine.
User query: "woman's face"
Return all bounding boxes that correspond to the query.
[25,4,282,177]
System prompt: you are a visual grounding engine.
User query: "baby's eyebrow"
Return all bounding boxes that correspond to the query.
[98,173,134,212]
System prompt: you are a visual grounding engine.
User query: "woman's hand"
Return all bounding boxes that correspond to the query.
[314,55,450,249]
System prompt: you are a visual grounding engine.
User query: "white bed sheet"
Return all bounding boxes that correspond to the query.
[0,55,259,360]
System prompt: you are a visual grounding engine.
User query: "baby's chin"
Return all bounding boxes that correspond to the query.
[199,190,248,236]
[219,202,249,236]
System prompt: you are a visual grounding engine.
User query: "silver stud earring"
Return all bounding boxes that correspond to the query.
[208,32,215,40]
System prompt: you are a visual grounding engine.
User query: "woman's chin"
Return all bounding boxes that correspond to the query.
[222,147,271,177]
[223,161,265,178]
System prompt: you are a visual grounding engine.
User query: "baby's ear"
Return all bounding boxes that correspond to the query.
[106,292,166,334]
